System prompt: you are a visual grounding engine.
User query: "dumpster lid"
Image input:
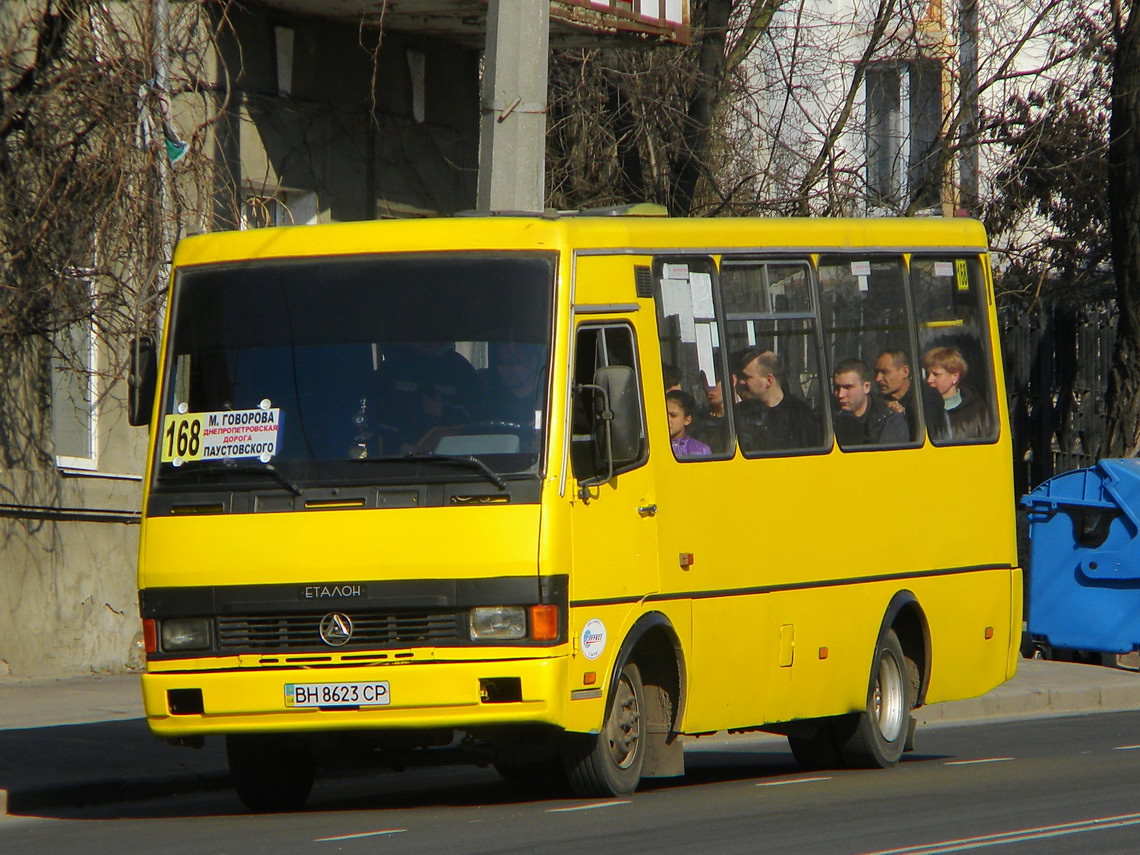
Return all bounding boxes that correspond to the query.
[1022,458,1140,531]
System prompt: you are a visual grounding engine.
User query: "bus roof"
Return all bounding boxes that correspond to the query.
[172,216,990,268]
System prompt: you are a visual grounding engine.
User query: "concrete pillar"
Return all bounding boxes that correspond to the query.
[477,0,550,213]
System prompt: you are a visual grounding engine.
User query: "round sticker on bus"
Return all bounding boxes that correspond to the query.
[581,619,606,660]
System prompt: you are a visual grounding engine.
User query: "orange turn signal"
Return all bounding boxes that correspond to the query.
[530,605,559,641]
[143,618,158,654]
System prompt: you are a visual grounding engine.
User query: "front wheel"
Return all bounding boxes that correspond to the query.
[226,733,316,812]
[838,629,914,768]
[562,661,646,797]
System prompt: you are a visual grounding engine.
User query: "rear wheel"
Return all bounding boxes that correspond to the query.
[787,720,843,770]
[562,661,646,796]
[226,733,316,812]
[838,629,913,768]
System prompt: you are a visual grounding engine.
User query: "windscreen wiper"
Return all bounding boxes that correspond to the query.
[351,452,507,491]
[159,462,303,496]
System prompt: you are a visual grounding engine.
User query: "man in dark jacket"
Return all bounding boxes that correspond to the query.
[833,358,908,447]
[874,349,950,441]
[733,349,821,453]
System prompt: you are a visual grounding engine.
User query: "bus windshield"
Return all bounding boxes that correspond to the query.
[155,252,555,488]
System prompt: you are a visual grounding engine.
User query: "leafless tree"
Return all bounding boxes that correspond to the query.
[0,1,218,502]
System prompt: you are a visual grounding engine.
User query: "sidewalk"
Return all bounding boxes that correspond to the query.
[2,657,1139,816]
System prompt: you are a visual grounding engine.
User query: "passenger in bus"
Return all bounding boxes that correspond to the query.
[734,349,820,451]
[832,358,908,447]
[874,349,950,441]
[666,390,712,458]
[689,370,729,453]
[922,346,992,439]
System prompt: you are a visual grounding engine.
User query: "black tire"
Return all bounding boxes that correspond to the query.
[226,733,316,812]
[787,720,843,771]
[562,661,646,797]
[838,629,914,768]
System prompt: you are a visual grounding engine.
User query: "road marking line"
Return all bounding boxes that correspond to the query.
[756,776,831,787]
[546,800,631,813]
[316,829,407,841]
[858,811,1140,855]
[943,757,1014,766]
[1112,743,1140,750]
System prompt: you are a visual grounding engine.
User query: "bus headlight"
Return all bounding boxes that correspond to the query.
[161,618,211,651]
[470,606,526,640]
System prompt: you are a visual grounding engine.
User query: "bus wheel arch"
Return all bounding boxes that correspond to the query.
[562,612,686,795]
[880,591,930,709]
[837,593,929,768]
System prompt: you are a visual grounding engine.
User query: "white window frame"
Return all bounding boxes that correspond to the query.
[52,292,100,472]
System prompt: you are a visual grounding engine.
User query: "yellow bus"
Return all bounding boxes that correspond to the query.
[131,214,1022,811]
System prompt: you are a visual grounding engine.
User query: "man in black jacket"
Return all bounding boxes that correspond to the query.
[874,349,949,441]
[833,358,908,448]
[733,349,821,453]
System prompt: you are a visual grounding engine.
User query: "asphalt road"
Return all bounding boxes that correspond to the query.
[6,711,1140,854]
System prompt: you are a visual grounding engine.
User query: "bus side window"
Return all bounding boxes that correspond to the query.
[571,324,648,480]
[818,256,918,449]
[720,260,827,456]
[911,256,997,444]
[652,259,731,457]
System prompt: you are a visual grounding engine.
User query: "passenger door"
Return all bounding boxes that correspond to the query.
[567,322,660,610]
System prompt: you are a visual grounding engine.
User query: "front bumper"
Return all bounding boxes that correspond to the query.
[142,654,571,739]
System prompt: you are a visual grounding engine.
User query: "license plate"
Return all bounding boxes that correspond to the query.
[285,681,390,708]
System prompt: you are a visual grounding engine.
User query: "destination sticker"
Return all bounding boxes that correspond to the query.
[161,405,282,464]
[581,618,607,660]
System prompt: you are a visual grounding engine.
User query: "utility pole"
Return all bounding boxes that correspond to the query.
[958,0,979,215]
[477,0,550,212]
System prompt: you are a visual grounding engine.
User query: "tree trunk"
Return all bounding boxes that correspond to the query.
[671,0,733,215]
[1103,5,1140,457]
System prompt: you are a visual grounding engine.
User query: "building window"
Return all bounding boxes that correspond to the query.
[52,313,98,470]
[241,190,319,229]
[866,59,943,210]
[867,65,903,206]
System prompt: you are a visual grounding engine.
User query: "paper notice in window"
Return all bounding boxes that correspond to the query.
[660,278,696,342]
[690,272,714,319]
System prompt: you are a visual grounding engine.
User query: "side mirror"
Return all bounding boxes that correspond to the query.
[128,335,157,427]
[593,365,641,464]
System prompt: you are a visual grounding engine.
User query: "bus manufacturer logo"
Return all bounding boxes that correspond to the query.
[302,584,364,599]
[581,618,606,660]
[319,612,354,646]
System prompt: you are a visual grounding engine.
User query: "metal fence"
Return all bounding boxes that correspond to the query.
[999,303,1117,497]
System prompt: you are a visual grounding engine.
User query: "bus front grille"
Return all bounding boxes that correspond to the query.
[216,611,464,649]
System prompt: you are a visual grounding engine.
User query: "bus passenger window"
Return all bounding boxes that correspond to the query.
[819,256,918,448]
[720,261,827,456]
[911,256,997,443]
[653,259,731,458]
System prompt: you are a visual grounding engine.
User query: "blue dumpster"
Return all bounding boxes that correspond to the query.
[1022,458,1140,654]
